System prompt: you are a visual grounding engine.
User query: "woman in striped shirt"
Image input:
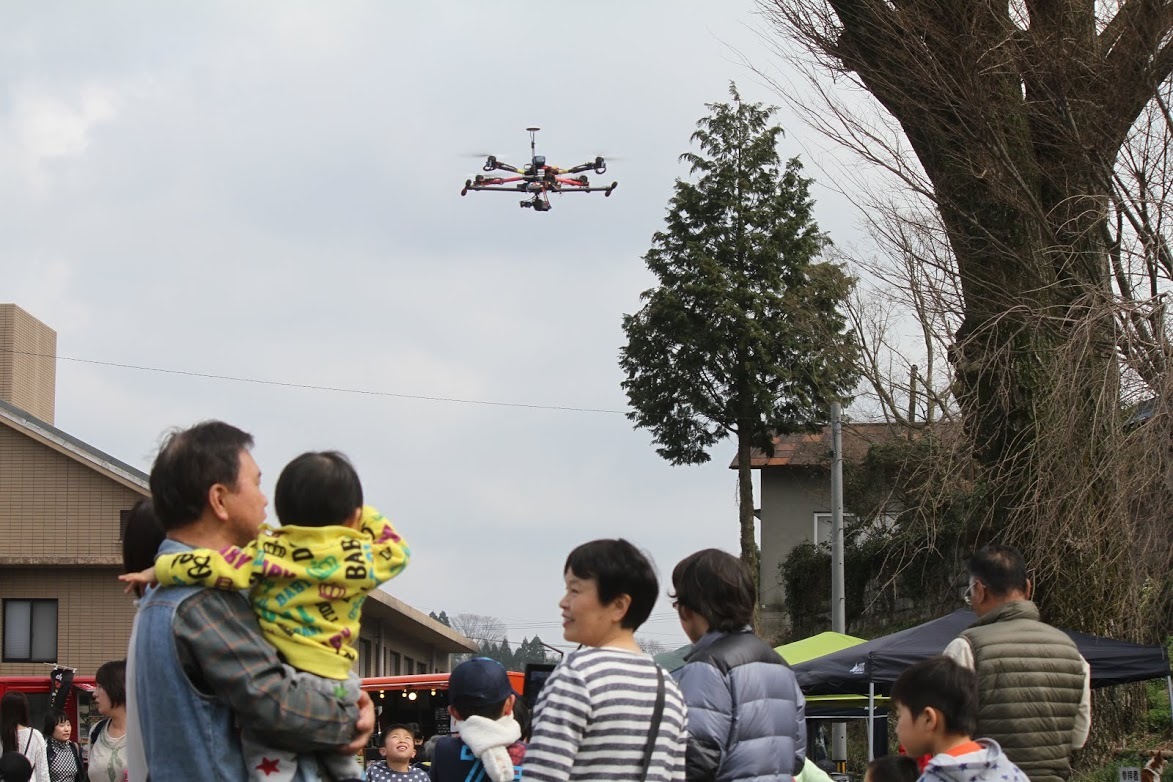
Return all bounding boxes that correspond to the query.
[524,539,687,782]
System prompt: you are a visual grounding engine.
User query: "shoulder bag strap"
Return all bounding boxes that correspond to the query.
[23,728,32,754]
[638,666,667,780]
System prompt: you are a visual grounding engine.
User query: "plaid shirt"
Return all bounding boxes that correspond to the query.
[173,588,360,752]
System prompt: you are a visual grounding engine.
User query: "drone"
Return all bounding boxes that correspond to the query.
[460,127,618,212]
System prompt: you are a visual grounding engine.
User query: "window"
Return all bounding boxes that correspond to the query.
[812,513,857,547]
[3,599,58,662]
[417,661,428,674]
[359,639,372,677]
[404,655,413,674]
[119,509,130,540]
[392,652,401,675]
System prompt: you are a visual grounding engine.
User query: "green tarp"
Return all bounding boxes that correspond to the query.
[776,631,867,666]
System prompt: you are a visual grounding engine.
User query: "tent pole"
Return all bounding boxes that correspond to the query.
[868,681,875,761]
[1166,676,1172,732]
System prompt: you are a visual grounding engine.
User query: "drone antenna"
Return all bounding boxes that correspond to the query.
[527,126,540,158]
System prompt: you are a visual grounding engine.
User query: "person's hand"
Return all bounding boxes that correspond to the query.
[117,567,158,596]
[340,690,375,755]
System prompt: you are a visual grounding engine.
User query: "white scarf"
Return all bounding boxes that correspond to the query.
[453,715,521,782]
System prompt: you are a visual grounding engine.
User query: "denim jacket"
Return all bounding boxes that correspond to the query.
[131,539,357,781]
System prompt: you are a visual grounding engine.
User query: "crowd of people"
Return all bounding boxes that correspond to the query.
[0,418,1093,782]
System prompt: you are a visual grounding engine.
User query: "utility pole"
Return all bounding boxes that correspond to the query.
[830,402,847,769]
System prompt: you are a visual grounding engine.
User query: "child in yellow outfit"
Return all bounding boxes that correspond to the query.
[123,451,410,782]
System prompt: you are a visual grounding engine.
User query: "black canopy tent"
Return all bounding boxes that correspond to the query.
[793,609,1172,759]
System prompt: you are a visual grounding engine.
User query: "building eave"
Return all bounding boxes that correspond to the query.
[0,399,149,494]
[362,590,479,654]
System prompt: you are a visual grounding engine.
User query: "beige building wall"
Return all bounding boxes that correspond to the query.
[0,568,135,676]
[0,304,57,425]
[0,424,141,565]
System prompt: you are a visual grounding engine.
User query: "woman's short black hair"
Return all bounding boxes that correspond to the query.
[95,659,127,709]
[564,539,658,630]
[866,755,919,782]
[670,548,755,631]
[890,655,977,737]
[42,708,69,739]
[274,451,364,527]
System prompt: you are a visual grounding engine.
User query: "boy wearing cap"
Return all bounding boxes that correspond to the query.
[430,658,526,782]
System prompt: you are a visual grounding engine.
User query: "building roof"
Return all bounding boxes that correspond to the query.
[363,589,480,654]
[0,397,148,492]
[728,423,905,470]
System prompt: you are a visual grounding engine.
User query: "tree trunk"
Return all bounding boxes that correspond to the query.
[736,424,760,632]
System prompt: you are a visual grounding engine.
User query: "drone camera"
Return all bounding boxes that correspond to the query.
[533,155,546,168]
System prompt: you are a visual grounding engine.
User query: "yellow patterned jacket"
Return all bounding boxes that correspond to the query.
[153,506,410,680]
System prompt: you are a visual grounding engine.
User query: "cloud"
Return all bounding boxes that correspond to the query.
[2,0,858,649]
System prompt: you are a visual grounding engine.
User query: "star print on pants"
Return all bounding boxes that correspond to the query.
[257,757,281,776]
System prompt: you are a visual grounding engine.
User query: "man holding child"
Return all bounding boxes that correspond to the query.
[130,421,374,781]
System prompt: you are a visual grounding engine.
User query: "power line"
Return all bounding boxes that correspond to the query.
[0,348,627,415]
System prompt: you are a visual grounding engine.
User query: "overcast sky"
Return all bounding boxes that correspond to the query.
[2,1,872,651]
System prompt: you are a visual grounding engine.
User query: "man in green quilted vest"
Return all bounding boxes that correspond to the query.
[943,545,1090,782]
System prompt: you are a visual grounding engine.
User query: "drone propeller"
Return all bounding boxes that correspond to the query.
[459,152,496,159]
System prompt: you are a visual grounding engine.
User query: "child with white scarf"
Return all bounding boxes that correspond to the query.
[429,659,526,782]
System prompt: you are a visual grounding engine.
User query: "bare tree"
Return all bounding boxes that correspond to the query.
[758,0,1173,640]
[636,637,671,657]
[447,613,508,662]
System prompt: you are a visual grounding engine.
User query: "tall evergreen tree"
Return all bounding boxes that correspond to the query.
[620,84,859,600]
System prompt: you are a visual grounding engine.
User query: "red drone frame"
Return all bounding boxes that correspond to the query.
[460,127,618,212]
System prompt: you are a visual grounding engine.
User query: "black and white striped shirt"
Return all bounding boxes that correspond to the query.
[524,646,687,782]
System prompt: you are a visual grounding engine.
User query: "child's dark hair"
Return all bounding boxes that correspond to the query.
[867,755,919,782]
[670,548,755,631]
[511,697,532,742]
[451,697,510,721]
[274,451,363,527]
[122,498,165,597]
[890,655,978,737]
[383,723,417,741]
[41,708,70,740]
[0,750,34,782]
[564,539,658,630]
